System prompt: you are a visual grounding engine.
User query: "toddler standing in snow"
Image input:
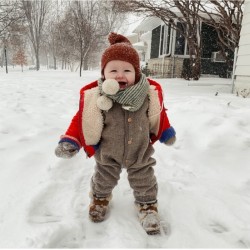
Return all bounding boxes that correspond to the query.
[55,32,176,235]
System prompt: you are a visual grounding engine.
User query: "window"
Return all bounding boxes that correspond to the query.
[160,23,172,56]
[174,22,186,55]
[151,21,194,58]
[150,23,173,59]
[160,25,165,55]
[150,26,161,59]
[174,22,197,56]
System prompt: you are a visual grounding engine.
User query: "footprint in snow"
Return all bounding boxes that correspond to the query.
[209,221,229,234]
[27,182,73,224]
[27,223,83,248]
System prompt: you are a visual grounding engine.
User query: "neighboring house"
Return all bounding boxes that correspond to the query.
[132,16,231,78]
[233,1,250,98]
[127,32,148,62]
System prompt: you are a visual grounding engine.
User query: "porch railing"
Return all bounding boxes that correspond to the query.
[142,57,232,79]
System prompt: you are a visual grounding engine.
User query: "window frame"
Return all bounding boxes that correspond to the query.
[173,21,197,57]
[159,23,173,58]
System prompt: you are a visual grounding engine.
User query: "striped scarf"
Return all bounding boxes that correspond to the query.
[98,74,149,112]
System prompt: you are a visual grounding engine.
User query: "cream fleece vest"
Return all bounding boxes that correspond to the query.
[82,85,162,146]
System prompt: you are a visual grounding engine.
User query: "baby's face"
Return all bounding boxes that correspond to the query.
[104,60,135,89]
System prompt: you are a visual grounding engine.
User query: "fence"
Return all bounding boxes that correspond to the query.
[142,57,232,79]
[143,57,183,78]
[151,63,174,78]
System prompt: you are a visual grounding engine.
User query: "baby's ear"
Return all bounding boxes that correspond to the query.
[101,70,105,81]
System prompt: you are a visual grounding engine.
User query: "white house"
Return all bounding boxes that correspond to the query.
[233,1,250,97]
[132,15,231,78]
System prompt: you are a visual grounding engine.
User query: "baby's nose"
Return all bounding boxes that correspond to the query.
[116,73,125,80]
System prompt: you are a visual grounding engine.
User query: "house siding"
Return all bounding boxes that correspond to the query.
[234,1,250,96]
[147,57,184,78]
[144,21,228,78]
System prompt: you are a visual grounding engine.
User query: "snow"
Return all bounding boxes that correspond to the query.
[1,68,250,248]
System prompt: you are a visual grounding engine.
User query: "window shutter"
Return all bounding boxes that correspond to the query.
[150,26,161,59]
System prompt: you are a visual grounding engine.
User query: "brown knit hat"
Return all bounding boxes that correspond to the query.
[101,32,141,83]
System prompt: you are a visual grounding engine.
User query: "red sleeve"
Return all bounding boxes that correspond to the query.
[161,107,171,132]
[148,79,171,143]
[64,111,81,145]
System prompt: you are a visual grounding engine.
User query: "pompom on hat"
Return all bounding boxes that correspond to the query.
[101,32,141,83]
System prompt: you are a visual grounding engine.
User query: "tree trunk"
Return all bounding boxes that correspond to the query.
[46,53,49,69]
[79,54,83,77]
[35,49,40,71]
[61,56,64,69]
[53,56,57,70]
[188,34,201,80]
[1,48,4,68]
[83,58,88,70]
[192,57,201,80]
[4,46,8,74]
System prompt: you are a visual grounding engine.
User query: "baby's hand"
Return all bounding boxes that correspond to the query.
[55,142,79,159]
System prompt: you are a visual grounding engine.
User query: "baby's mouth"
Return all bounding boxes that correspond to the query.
[118,82,128,89]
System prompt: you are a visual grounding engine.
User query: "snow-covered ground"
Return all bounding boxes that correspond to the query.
[0,68,250,248]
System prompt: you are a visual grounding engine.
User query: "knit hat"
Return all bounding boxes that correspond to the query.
[101,32,141,83]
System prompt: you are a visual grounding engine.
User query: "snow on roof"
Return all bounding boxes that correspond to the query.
[132,9,221,34]
[133,41,146,50]
[132,17,162,33]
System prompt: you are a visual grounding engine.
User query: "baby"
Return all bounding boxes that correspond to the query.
[55,32,176,235]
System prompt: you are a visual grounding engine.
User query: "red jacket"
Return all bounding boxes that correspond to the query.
[60,79,175,157]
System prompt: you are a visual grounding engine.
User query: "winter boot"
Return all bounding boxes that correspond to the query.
[89,193,111,223]
[136,202,161,235]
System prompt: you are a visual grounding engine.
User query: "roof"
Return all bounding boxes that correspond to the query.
[133,41,146,50]
[132,17,162,33]
[132,10,221,34]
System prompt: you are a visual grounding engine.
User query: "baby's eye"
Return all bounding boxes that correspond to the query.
[124,70,131,72]
[111,70,117,73]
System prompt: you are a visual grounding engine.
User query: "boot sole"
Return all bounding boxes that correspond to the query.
[89,215,105,223]
[146,228,161,235]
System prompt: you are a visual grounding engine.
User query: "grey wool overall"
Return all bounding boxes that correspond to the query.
[91,98,158,204]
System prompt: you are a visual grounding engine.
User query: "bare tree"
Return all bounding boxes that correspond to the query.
[55,13,78,70]
[174,1,202,80]
[42,1,69,70]
[2,36,8,73]
[69,0,125,76]
[0,0,23,73]
[0,1,21,38]
[199,0,244,65]
[21,0,49,70]
[115,0,203,80]
[12,48,27,71]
